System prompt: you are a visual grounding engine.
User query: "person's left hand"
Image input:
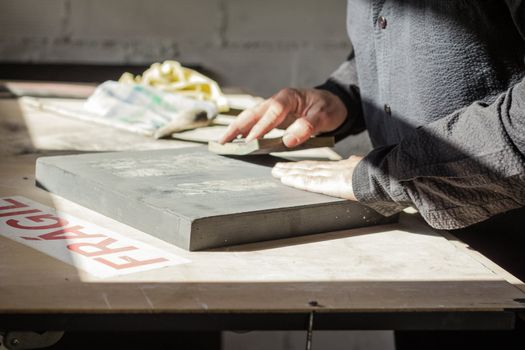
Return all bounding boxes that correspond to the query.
[271,156,363,200]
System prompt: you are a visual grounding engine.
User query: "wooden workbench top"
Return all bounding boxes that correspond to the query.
[1,96,524,331]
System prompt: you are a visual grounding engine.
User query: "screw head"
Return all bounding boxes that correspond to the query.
[384,104,392,115]
[10,338,20,346]
[378,16,387,29]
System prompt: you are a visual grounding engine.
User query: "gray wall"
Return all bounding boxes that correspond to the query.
[0,0,351,97]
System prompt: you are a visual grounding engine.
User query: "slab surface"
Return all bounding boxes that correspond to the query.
[35,147,392,250]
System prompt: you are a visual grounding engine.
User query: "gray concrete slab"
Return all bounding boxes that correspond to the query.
[36,147,394,250]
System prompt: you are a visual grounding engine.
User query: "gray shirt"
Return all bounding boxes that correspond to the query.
[317,0,525,230]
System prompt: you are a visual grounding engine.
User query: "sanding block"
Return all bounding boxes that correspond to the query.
[208,136,335,155]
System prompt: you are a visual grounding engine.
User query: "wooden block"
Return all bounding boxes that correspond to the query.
[35,147,393,251]
[208,136,335,155]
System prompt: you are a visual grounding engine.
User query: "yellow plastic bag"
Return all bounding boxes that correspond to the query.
[119,60,229,112]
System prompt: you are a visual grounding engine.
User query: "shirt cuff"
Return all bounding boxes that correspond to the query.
[315,79,364,141]
[352,145,411,216]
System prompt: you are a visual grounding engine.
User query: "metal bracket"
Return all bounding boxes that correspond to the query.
[305,311,314,350]
[0,331,64,350]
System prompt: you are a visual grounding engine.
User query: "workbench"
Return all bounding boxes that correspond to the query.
[1,92,525,340]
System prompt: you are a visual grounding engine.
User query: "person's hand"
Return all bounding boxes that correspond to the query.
[219,88,347,147]
[271,156,363,200]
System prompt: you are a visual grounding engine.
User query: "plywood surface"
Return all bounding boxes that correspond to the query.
[1,96,525,322]
[0,98,195,157]
[2,155,525,315]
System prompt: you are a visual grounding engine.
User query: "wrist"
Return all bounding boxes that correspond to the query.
[323,90,348,132]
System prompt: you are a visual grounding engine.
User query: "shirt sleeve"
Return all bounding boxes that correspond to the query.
[351,0,525,230]
[315,51,366,141]
[352,76,525,230]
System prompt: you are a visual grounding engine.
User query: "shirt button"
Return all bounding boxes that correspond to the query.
[378,16,387,29]
[384,104,391,115]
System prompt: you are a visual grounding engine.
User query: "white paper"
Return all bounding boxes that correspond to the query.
[0,196,190,278]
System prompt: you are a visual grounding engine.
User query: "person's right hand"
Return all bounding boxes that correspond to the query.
[218,88,348,148]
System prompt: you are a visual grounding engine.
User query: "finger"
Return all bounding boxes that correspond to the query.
[280,174,333,195]
[282,118,316,147]
[281,174,346,198]
[274,160,346,171]
[245,100,290,142]
[272,166,333,179]
[219,105,266,143]
[218,102,269,143]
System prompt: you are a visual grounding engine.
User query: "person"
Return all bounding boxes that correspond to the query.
[221,2,525,348]
[220,0,525,233]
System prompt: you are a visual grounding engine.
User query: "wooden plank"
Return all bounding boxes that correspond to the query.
[0,280,523,314]
[172,125,342,160]
[441,231,524,290]
[172,124,283,143]
[208,136,335,155]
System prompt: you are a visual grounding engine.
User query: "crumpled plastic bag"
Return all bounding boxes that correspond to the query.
[85,81,218,139]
